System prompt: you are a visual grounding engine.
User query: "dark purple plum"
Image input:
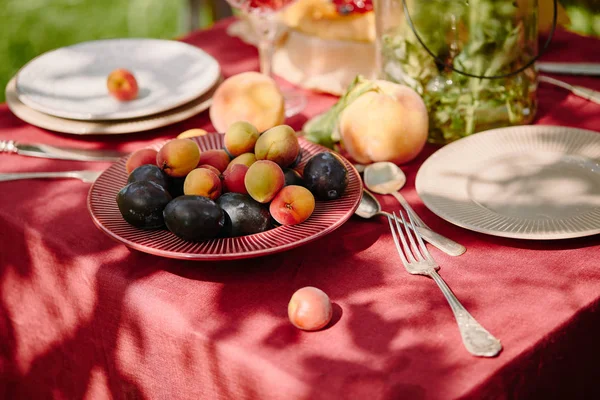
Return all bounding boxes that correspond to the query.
[303,152,348,200]
[116,181,172,229]
[127,164,170,191]
[216,193,271,237]
[163,196,225,241]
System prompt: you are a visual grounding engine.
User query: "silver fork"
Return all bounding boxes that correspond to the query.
[387,210,502,357]
[0,170,102,183]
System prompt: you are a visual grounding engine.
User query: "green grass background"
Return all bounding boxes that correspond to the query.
[0,0,216,103]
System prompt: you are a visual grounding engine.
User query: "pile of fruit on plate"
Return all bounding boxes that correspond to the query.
[116,122,349,242]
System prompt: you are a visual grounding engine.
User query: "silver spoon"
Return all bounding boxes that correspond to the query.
[362,162,466,256]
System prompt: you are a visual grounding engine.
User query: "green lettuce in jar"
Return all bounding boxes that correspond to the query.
[380,0,538,144]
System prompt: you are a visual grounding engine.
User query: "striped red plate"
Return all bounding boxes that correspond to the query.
[87,133,363,260]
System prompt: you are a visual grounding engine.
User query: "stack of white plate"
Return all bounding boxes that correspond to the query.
[5,39,221,135]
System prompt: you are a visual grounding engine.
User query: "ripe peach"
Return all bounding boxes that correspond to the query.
[338,80,428,165]
[209,72,285,133]
[288,287,333,331]
[244,160,284,203]
[197,149,230,172]
[254,125,300,168]
[126,148,158,174]
[107,68,139,101]
[177,129,208,139]
[156,139,201,178]
[224,121,260,157]
[197,164,221,177]
[270,185,315,225]
[222,163,249,194]
[183,168,221,200]
[227,153,256,170]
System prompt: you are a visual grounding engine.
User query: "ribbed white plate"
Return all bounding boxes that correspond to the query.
[416,126,600,240]
[16,39,220,121]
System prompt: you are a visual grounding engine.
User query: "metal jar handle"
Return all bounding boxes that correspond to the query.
[400,0,558,79]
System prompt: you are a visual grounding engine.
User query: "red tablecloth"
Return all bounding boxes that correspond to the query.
[1,19,600,400]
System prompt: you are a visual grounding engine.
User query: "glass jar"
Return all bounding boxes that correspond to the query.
[375,0,540,144]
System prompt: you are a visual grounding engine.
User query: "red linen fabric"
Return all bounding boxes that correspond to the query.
[1,19,599,400]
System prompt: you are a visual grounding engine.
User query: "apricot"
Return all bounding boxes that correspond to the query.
[270,185,315,226]
[224,121,260,157]
[244,160,285,203]
[156,139,201,178]
[107,68,138,101]
[254,125,300,167]
[227,153,256,170]
[183,168,221,200]
[126,148,158,174]
[197,149,230,172]
[209,72,285,133]
[288,287,333,331]
[197,164,221,177]
[222,164,249,195]
[177,128,208,139]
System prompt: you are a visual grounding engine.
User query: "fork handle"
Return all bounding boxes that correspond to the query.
[428,269,502,357]
[0,172,81,182]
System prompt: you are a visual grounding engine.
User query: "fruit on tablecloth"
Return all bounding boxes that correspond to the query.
[126,148,159,174]
[217,193,271,237]
[177,128,208,139]
[283,168,303,187]
[209,72,285,133]
[288,286,333,331]
[197,164,222,177]
[303,76,428,164]
[183,168,222,200]
[303,152,348,200]
[224,121,260,157]
[197,149,231,172]
[116,181,172,229]
[107,68,139,101]
[227,153,257,169]
[156,139,201,177]
[254,125,300,168]
[245,160,285,203]
[222,163,249,194]
[270,185,315,226]
[163,196,225,241]
[338,80,428,165]
[127,164,170,192]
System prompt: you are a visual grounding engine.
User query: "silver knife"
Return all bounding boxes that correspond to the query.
[537,62,600,76]
[0,140,128,161]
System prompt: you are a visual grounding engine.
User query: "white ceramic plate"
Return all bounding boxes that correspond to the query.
[416,126,600,240]
[6,76,219,135]
[15,39,220,121]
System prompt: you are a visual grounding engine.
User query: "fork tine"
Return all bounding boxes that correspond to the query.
[386,214,409,266]
[405,206,435,262]
[398,211,424,262]
[392,212,417,264]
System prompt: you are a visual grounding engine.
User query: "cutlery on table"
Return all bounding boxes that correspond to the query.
[539,75,600,105]
[0,170,102,183]
[356,190,465,256]
[537,62,600,76]
[0,140,128,162]
[363,162,466,257]
[388,209,502,357]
